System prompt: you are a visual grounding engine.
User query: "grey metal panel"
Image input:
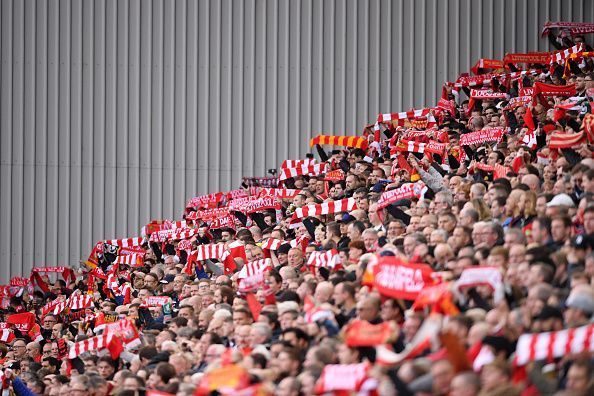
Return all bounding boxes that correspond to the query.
[1,0,592,278]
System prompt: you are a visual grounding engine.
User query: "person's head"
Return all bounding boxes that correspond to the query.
[551,215,572,243]
[12,339,27,358]
[566,358,592,393]
[287,248,304,268]
[249,323,272,347]
[229,307,251,329]
[434,191,453,214]
[431,359,455,395]
[333,281,355,307]
[277,347,301,377]
[96,357,117,379]
[26,342,40,360]
[123,376,145,392]
[42,314,58,330]
[356,294,381,322]
[480,360,511,392]
[281,327,309,350]
[41,356,60,373]
[362,229,379,251]
[450,371,481,396]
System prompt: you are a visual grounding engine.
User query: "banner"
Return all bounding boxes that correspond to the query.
[373,257,435,300]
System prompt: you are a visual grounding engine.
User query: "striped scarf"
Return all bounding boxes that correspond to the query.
[392,139,446,156]
[237,259,273,279]
[104,237,144,248]
[149,227,197,243]
[113,254,144,267]
[290,198,358,226]
[279,163,328,181]
[309,135,369,150]
[550,43,585,64]
[307,249,341,271]
[260,238,283,251]
[514,323,594,366]
[377,109,437,130]
[548,130,585,149]
[281,159,316,169]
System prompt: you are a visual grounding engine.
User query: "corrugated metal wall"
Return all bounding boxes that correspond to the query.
[1,0,592,278]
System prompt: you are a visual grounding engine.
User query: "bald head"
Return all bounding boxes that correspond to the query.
[521,174,540,192]
[314,281,334,304]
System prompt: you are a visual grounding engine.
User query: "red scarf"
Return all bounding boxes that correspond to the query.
[344,320,393,347]
[541,21,594,36]
[459,128,505,146]
[30,267,75,293]
[471,58,504,75]
[372,256,435,300]
[532,82,576,107]
[503,51,551,65]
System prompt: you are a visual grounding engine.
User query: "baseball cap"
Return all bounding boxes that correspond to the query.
[160,274,176,284]
[547,193,576,208]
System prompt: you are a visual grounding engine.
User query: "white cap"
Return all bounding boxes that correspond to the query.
[546,193,575,208]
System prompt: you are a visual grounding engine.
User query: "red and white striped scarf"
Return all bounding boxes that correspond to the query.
[307,249,341,271]
[68,332,112,359]
[237,258,273,279]
[281,159,317,169]
[195,243,227,261]
[548,131,585,149]
[278,163,328,181]
[459,128,505,146]
[53,294,94,315]
[290,198,357,225]
[104,237,144,248]
[378,109,437,129]
[260,238,283,251]
[514,323,594,366]
[290,235,310,252]
[309,135,369,150]
[550,43,585,64]
[149,227,197,243]
[113,254,144,267]
[393,139,446,156]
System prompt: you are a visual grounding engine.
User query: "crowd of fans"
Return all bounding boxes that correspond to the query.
[2,22,594,396]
